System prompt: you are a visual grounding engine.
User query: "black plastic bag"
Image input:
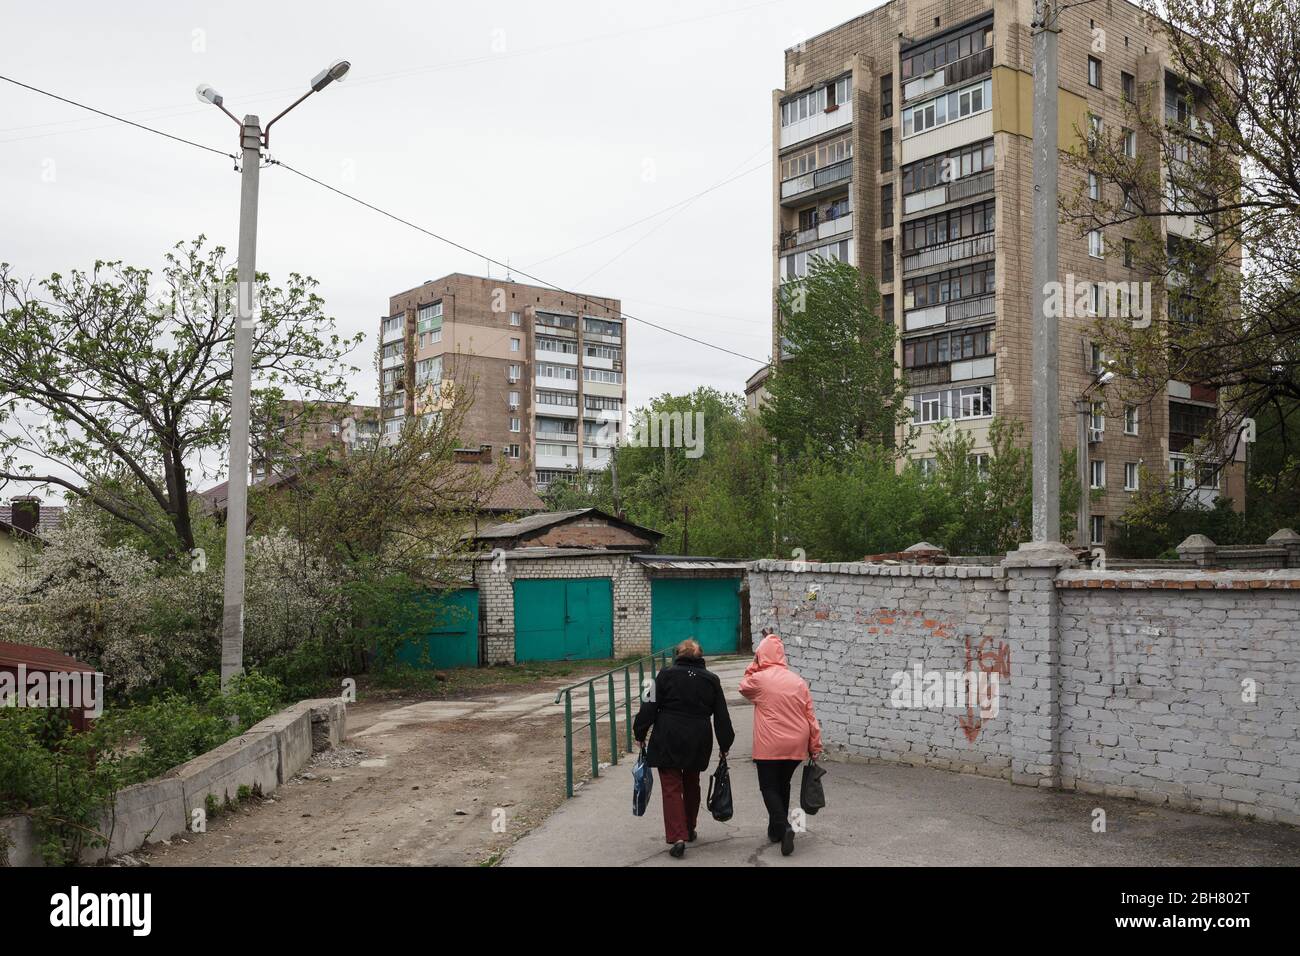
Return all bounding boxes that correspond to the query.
[632,744,653,817]
[800,758,827,815]
[707,755,734,821]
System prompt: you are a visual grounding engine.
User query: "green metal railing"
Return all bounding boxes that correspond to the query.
[554,649,678,798]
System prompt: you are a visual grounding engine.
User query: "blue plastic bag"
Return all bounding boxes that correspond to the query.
[632,744,653,816]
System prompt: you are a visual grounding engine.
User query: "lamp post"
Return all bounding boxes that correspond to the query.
[1075,370,1115,549]
[198,60,351,692]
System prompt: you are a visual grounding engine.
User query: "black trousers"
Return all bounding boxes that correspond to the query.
[755,759,802,840]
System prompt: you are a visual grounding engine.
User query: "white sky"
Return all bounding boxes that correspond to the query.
[0,0,879,487]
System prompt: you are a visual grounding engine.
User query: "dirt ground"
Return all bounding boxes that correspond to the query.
[133,668,624,867]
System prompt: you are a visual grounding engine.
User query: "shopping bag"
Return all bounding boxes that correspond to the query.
[800,758,827,815]
[707,755,734,822]
[632,744,653,816]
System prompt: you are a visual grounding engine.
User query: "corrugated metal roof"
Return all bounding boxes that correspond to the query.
[0,640,95,673]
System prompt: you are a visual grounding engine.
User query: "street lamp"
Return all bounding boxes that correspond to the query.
[1075,368,1115,550]
[198,60,350,693]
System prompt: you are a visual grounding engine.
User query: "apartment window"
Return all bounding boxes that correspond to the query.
[508,390,520,407]
[508,364,521,381]
[1121,71,1136,104]
[882,294,895,325]
[901,140,994,196]
[416,301,443,333]
[415,356,442,385]
[584,317,622,337]
[1088,57,1102,89]
[1088,114,1103,150]
[585,344,622,361]
[913,385,994,423]
[881,183,894,228]
[901,79,992,138]
[382,314,405,339]
[1090,515,1105,545]
[901,198,995,252]
[1123,238,1135,268]
[1090,401,1105,433]
[1123,128,1137,158]
[1088,171,1100,201]
[585,395,621,411]
[381,341,404,362]
[903,324,994,369]
[970,453,990,479]
[1089,342,1105,373]
[505,444,521,459]
[583,367,623,384]
[509,337,521,352]
[917,457,938,478]
[880,74,893,118]
[537,336,577,355]
[1124,462,1139,491]
[881,239,894,283]
[880,128,893,172]
[1088,229,1105,259]
[903,259,995,309]
[900,17,991,81]
[781,238,853,282]
[1124,404,1138,434]
[509,311,521,326]
[1090,459,1106,490]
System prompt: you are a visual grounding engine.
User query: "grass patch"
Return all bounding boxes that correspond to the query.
[360,657,641,701]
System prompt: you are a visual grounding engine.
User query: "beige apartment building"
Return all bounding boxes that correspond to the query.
[381,275,625,490]
[251,399,380,480]
[771,0,1245,547]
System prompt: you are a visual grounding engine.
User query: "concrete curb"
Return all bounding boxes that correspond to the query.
[0,696,347,867]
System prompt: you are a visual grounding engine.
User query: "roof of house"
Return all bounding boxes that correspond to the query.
[0,640,96,673]
[466,507,663,543]
[197,471,299,514]
[451,463,545,514]
[0,504,65,538]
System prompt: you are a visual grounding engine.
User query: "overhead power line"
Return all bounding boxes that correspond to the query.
[0,72,766,366]
[270,159,766,365]
[0,74,236,159]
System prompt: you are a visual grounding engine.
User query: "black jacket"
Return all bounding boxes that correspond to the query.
[633,655,735,771]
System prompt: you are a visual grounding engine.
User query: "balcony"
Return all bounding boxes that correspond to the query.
[902,47,993,104]
[381,350,405,370]
[902,232,994,274]
[1165,105,1213,140]
[536,399,578,418]
[779,158,852,205]
[781,212,854,251]
[903,170,994,215]
[903,293,995,332]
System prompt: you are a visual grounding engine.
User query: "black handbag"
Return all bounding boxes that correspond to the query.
[706,755,734,822]
[800,758,827,815]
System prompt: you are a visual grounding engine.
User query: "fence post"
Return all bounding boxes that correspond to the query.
[624,668,633,752]
[588,682,599,779]
[608,673,618,765]
[564,690,574,798]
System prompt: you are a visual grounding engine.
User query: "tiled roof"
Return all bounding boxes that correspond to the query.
[0,504,65,538]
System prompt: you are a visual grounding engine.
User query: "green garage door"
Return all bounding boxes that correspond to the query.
[651,578,740,656]
[513,578,613,662]
[394,588,479,669]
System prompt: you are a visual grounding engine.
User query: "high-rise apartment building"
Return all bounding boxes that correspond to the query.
[772,0,1244,547]
[380,274,625,490]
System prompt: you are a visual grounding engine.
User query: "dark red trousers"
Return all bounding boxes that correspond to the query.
[657,768,701,844]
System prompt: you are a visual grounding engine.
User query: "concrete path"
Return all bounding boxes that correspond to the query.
[503,659,1300,866]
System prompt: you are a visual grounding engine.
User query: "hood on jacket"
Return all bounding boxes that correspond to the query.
[753,635,788,669]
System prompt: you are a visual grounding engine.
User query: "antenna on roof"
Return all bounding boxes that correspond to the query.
[506,258,513,282]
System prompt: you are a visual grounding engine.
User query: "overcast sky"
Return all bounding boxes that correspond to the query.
[1,0,879,486]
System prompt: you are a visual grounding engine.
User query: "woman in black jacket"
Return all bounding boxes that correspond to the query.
[633,638,735,858]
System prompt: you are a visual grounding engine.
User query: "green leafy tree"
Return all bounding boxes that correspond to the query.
[0,237,362,555]
[761,258,909,460]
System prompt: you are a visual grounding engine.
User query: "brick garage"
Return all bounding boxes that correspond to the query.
[473,550,744,664]
[749,559,1300,825]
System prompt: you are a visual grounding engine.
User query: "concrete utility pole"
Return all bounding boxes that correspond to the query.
[198,61,351,692]
[219,114,261,692]
[1029,0,1061,544]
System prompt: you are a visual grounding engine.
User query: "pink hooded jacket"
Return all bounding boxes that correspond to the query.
[739,635,823,761]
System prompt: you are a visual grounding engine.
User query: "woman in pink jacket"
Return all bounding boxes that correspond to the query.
[739,633,823,856]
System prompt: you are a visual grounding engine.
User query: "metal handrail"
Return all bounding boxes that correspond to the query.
[553,649,678,798]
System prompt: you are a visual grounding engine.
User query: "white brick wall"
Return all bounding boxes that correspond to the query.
[750,560,1300,824]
